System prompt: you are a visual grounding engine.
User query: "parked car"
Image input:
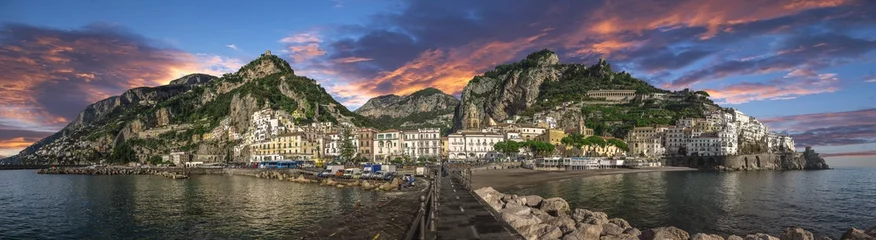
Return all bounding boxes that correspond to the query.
[383,172,396,181]
[362,171,373,179]
[371,171,385,180]
[317,170,332,178]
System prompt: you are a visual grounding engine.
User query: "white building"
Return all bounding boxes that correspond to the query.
[374,130,402,162]
[323,131,359,159]
[448,131,504,161]
[626,126,668,158]
[402,128,442,159]
[246,109,289,144]
[768,133,795,153]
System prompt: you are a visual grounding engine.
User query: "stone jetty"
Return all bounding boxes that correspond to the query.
[474,187,876,240]
[254,170,405,191]
[38,168,189,179]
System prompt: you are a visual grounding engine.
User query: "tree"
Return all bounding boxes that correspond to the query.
[148,155,164,165]
[493,141,521,160]
[108,142,137,164]
[607,138,629,152]
[340,128,356,162]
[522,140,555,158]
[561,133,587,149]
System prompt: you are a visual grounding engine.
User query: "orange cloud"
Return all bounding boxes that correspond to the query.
[571,0,850,48]
[0,24,242,133]
[327,33,548,107]
[334,57,374,64]
[821,150,876,158]
[704,73,839,104]
[0,137,36,149]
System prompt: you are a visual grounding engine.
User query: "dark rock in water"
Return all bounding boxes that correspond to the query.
[781,227,815,240]
[840,228,875,240]
[640,226,690,240]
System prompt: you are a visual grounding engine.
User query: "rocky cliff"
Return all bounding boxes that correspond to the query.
[355,87,459,130]
[7,51,377,165]
[452,49,720,138]
[667,147,830,171]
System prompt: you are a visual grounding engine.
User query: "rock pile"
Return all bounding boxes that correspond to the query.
[38,168,188,179]
[474,187,876,240]
[254,170,403,191]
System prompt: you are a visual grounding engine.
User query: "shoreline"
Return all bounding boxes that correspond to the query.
[472,167,697,192]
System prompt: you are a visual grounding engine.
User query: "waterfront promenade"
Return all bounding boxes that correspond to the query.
[435,168,519,240]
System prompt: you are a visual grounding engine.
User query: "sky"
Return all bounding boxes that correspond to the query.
[0,0,874,166]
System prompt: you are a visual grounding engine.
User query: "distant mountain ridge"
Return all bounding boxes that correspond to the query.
[5,51,378,165]
[355,87,459,131]
[453,49,721,138]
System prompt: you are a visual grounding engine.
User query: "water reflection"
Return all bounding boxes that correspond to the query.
[0,171,381,239]
[510,168,876,237]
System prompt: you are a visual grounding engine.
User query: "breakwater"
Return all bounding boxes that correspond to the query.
[38,168,192,179]
[475,187,876,240]
[252,170,408,191]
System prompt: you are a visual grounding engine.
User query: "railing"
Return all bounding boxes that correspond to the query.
[403,166,439,240]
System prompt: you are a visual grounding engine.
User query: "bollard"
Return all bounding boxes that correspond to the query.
[419,195,426,240]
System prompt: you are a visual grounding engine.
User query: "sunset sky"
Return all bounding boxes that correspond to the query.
[0,0,874,165]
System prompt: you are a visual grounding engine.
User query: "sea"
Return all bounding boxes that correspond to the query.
[508,167,876,238]
[0,170,381,239]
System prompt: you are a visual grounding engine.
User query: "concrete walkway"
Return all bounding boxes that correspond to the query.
[434,173,519,240]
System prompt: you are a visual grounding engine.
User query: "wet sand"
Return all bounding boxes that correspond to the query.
[471,167,696,192]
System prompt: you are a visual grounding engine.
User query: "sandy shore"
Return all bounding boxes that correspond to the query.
[471,167,696,192]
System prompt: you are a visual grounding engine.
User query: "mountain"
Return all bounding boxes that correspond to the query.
[452,49,721,138]
[8,51,379,165]
[355,87,459,131]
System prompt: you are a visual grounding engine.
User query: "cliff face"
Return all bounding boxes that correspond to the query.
[356,88,459,130]
[451,49,720,138]
[453,50,561,131]
[667,147,830,171]
[8,52,377,165]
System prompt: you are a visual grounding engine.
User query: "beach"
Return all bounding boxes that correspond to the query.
[471,167,696,192]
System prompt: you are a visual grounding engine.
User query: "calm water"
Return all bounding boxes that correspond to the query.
[509,167,876,238]
[0,170,381,239]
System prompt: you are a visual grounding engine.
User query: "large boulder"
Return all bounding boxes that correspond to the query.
[728,236,744,240]
[622,228,640,237]
[867,226,876,236]
[743,233,780,240]
[518,223,563,240]
[544,214,577,234]
[601,223,624,236]
[522,195,545,208]
[531,208,555,222]
[609,218,631,229]
[540,197,570,216]
[502,211,542,229]
[572,209,609,225]
[840,228,875,240]
[640,227,690,240]
[502,205,532,216]
[691,233,726,240]
[781,228,814,240]
[474,187,505,210]
[563,224,604,240]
